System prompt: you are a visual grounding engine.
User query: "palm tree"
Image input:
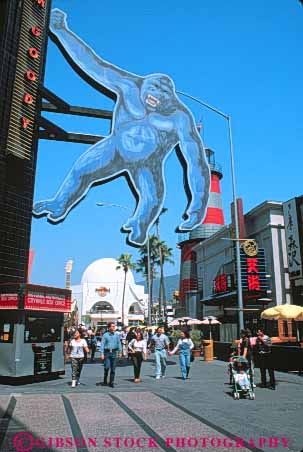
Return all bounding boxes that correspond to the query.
[136,235,174,321]
[156,240,174,316]
[116,253,136,326]
[154,208,169,318]
[136,235,159,320]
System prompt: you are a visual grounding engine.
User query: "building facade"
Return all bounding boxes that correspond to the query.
[181,201,291,338]
[71,258,148,328]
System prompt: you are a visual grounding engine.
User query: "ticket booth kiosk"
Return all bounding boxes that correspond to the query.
[0,283,71,382]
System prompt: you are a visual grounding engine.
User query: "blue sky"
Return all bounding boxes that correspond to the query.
[30,0,303,289]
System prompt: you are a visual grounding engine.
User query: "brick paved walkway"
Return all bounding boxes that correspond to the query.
[0,357,302,452]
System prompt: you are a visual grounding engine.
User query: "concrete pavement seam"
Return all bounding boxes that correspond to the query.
[109,393,177,452]
[61,395,89,452]
[154,393,264,452]
[0,396,16,450]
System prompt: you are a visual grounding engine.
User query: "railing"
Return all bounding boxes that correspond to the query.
[209,162,222,174]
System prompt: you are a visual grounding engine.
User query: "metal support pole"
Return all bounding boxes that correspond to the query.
[147,237,152,325]
[227,117,244,331]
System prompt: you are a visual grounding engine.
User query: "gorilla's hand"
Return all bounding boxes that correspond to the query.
[50,8,68,34]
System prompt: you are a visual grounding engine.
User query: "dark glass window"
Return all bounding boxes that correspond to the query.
[24,315,62,343]
[0,319,14,343]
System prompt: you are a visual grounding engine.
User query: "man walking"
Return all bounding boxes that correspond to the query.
[151,327,170,379]
[100,322,122,388]
[256,328,276,390]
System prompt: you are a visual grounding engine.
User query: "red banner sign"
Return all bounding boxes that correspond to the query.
[24,293,71,312]
[240,248,267,292]
[0,294,19,309]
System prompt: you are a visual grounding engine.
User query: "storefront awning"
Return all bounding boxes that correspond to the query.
[200,291,237,305]
[200,290,272,307]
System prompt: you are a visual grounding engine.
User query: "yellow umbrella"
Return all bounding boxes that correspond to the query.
[295,311,303,321]
[261,304,303,341]
[261,304,303,320]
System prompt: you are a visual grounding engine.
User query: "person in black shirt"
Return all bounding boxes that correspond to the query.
[256,328,275,390]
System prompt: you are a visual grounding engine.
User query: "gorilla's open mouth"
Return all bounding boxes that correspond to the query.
[146,94,160,107]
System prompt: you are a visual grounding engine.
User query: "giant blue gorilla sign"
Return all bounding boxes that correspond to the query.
[33,9,210,246]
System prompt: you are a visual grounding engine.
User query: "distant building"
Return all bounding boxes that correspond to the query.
[71,258,148,328]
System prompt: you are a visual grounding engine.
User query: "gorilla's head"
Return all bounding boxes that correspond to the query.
[140,74,177,114]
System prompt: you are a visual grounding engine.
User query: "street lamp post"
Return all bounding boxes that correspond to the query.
[96,202,152,325]
[146,236,152,325]
[176,91,244,332]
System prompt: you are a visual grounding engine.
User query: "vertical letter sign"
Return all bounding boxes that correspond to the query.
[5,0,49,160]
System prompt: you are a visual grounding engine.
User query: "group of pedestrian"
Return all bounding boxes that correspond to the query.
[235,327,276,390]
[68,322,276,390]
[67,323,196,388]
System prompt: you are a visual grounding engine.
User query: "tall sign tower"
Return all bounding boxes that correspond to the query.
[178,148,225,315]
[0,0,51,283]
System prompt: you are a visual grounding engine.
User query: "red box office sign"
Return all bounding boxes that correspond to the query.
[24,284,71,312]
[24,292,71,312]
[0,294,19,309]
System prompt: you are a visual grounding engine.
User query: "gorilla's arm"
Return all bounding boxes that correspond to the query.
[49,9,138,95]
[177,111,211,230]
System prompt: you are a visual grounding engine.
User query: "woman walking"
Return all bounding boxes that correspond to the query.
[69,329,89,387]
[168,331,194,380]
[128,331,148,382]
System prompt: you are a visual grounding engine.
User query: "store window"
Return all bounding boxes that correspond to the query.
[0,319,14,343]
[24,315,62,343]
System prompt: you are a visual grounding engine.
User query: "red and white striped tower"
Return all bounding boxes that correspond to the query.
[178,144,225,315]
[189,148,224,240]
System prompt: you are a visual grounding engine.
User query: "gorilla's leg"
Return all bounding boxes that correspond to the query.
[33,137,121,221]
[123,166,165,245]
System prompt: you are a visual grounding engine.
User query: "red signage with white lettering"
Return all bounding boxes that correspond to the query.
[24,293,71,312]
[0,294,19,309]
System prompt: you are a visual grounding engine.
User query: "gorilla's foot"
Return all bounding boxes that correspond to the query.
[33,200,54,217]
[179,212,201,230]
[33,200,67,222]
[122,218,136,230]
[127,224,147,246]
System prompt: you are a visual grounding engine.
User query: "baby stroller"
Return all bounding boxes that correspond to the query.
[231,356,255,400]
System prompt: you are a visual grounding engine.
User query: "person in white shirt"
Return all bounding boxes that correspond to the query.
[168,330,194,380]
[128,331,148,382]
[69,329,89,387]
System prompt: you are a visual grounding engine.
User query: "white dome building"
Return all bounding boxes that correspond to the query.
[71,258,147,328]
